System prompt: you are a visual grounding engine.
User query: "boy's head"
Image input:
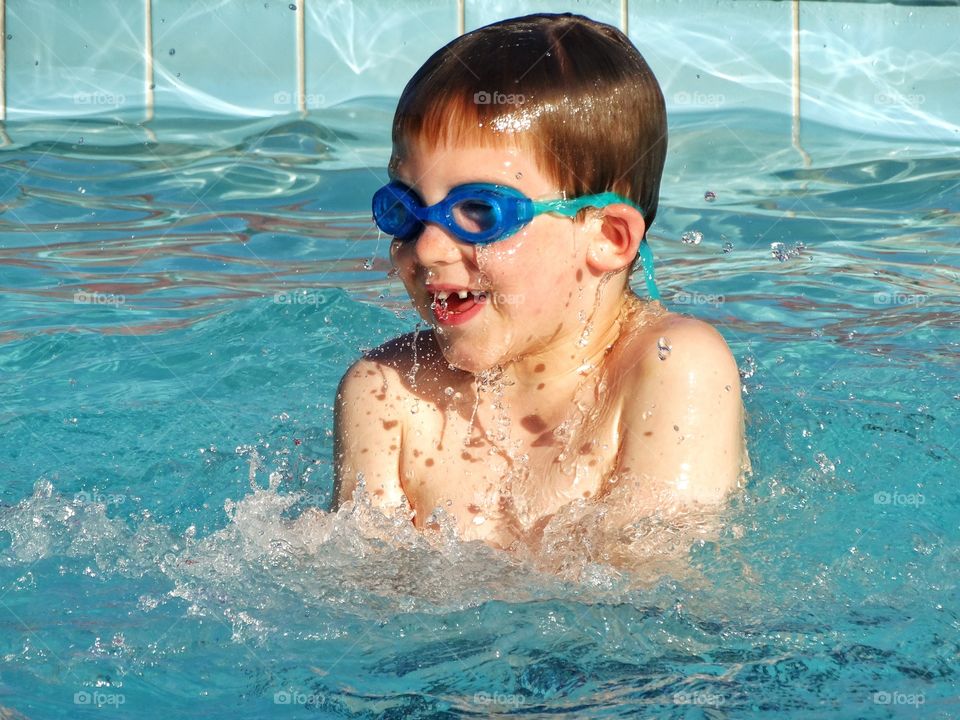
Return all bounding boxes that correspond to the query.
[390,13,667,242]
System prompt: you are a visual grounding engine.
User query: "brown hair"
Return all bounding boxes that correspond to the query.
[391,12,668,239]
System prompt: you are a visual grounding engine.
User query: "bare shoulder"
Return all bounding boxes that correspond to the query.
[338,330,447,399]
[611,304,747,506]
[333,330,458,510]
[618,306,740,389]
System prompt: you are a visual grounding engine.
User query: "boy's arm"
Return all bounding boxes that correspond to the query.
[615,317,748,508]
[331,358,407,511]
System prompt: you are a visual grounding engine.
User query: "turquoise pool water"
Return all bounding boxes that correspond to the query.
[1,103,958,718]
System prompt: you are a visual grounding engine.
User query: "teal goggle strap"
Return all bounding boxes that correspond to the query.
[638,237,660,302]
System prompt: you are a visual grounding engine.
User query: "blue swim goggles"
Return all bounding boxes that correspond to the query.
[372,181,660,300]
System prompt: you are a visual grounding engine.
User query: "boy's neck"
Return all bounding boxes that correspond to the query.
[498,287,640,398]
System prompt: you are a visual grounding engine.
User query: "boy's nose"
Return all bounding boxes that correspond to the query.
[411,223,465,266]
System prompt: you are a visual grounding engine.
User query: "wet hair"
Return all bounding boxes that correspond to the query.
[391,12,668,242]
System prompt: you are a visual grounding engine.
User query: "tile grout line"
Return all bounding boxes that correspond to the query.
[791,0,811,167]
[297,0,305,114]
[145,0,155,123]
[457,0,465,36]
[621,0,628,35]
[0,0,5,122]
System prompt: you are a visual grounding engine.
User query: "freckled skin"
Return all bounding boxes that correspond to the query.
[521,415,548,433]
[332,144,750,548]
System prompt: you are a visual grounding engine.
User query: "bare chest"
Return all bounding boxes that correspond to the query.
[398,391,622,544]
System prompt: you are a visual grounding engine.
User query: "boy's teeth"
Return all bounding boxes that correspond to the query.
[435,290,473,301]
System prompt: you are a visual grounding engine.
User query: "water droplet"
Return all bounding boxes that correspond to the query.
[814,452,835,474]
[657,336,672,360]
[362,258,374,270]
[704,190,716,202]
[680,230,702,245]
[770,241,805,262]
[169,48,176,56]
[78,137,84,145]
[722,241,734,253]
[444,386,455,397]
[515,172,523,179]
[288,2,297,9]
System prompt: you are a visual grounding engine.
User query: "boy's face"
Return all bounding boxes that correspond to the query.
[389,139,596,374]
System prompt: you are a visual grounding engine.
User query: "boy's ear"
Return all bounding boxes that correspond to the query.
[586,204,646,273]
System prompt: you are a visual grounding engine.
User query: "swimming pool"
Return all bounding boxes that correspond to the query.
[2,3,960,719]
[1,99,957,718]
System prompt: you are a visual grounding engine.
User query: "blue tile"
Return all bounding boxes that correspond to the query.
[5,0,146,119]
[151,0,298,115]
[800,1,960,139]
[305,1,459,108]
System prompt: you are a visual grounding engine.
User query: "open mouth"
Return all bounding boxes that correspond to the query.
[430,289,488,323]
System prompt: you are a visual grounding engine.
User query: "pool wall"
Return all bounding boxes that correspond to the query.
[0,0,957,140]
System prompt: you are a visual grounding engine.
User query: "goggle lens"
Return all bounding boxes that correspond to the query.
[451,198,499,235]
[373,185,420,239]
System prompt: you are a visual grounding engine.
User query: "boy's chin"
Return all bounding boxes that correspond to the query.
[435,342,503,375]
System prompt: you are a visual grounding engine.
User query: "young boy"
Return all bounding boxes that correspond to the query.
[332,13,749,552]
